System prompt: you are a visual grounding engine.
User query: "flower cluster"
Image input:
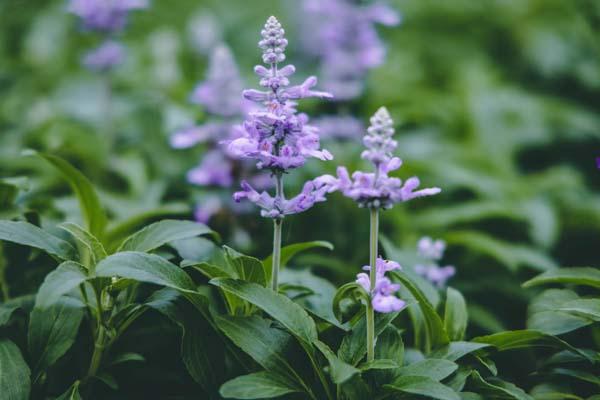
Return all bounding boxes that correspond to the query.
[414,237,456,288]
[68,0,148,71]
[356,257,405,313]
[300,0,400,100]
[170,45,270,223]
[230,16,334,218]
[321,107,441,208]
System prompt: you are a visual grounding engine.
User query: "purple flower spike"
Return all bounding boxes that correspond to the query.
[190,45,248,117]
[230,16,333,218]
[356,257,406,313]
[320,107,440,209]
[82,40,125,72]
[415,237,456,288]
[68,0,148,33]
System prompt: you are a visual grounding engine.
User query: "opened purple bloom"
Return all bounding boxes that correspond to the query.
[82,40,125,72]
[187,150,233,187]
[320,107,441,209]
[68,0,148,32]
[356,257,406,313]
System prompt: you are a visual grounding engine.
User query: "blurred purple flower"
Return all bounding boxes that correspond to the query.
[300,0,400,101]
[320,107,440,209]
[230,16,333,218]
[356,257,406,313]
[314,115,365,140]
[82,40,125,72]
[190,45,249,117]
[194,195,223,224]
[414,237,455,288]
[68,0,148,32]
[187,150,234,187]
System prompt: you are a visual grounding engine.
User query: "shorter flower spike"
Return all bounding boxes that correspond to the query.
[82,40,125,72]
[356,257,406,313]
[260,16,288,65]
[68,0,148,32]
[361,107,397,165]
[414,237,456,288]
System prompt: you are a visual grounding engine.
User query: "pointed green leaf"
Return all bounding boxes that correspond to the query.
[314,340,359,384]
[444,287,468,341]
[0,221,77,261]
[55,381,82,400]
[220,371,301,399]
[35,261,87,308]
[384,375,460,400]
[469,371,533,400]
[118,219,217,253]
[263,241,333,282]
[523,267,600,289]
[397,359,458,381]
[431,341,490,361]
[0,339,31,400]
[60,222,107,265]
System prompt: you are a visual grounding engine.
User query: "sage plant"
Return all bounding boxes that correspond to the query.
[323,107,440,361]
[415,236,456,287]
[228,16,333,290]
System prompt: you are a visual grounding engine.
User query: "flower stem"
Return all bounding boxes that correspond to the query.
[367,207,379,362]
[271,173,284,291]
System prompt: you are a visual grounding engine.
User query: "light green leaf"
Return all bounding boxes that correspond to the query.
[359,359,399,371]
[118,219,217,253]
[469,371,533,400]
[28,298,84,382]
[55,381,82,400]
[558,298,600,321]
[220,371,301,399]
[0,220,77,261]
[60,222,107,265]
[523,267,600,289]
[0,339,31,400]
[35,261,87,308]
[223,246,265,286]
[210,279,318,345]
[263,241,333,282]
[444,287,468,341]
[32,151,107,238]
[384,375,460,400]
[527,289,592,335]
[551,368,600,386]
[397,358,458,381]
[332,282,368,323]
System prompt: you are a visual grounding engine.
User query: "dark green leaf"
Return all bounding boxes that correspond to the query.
[55,381,82,400]
[527,289,591,335]
[431,341,490,361]
[28,298,84,381]
[0,220,77,261]
[223,246,265,286]
[339,312,399,366]
[35,261,87,308]
[469,371,533,400]
[397,358,458,381]
[220,371,301,399]
[60,222,107,265]
[523,267,600,289]
[118,219,217,253]
[314,340,359,384]
[0,339,31,400]
[384,375,460,400]
[263,241,333,283]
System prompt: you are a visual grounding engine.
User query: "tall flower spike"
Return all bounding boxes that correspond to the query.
[230,16,333,291]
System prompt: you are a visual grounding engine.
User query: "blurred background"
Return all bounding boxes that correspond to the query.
[1,0,599,353]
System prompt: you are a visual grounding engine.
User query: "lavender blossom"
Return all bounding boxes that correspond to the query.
[82,40,125,72]
[300,0,400,100]
[322,107,441,208]
[314,115,365,140]
[68,0,148,32]
[356,257,406,313]
[415,237,456,288]
[190,45,248,117]
[230,16,333,218]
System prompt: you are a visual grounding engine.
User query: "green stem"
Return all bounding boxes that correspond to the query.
[86,325,106,378]
[367,207,379,362]
[271,173,284,291]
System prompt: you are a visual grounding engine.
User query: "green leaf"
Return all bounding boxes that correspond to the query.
[444,287,468,341]
[431,341,490,361]
[107,352,145,366]
[558,298,600,321]
[0,339,31,400]
[223,246,265,286]
[0,220,77,261]
[527,289,592,335]
[332,282,368,323]
[146,289,220,394]
[523,267,600,289]
[393,271,450,349]
[210,279,318,345]
[469,371,533,400]
[60,222,107,265]
[118,219,217,253]
[359,359,399,371]
[384,375,460,400]
[220,371,301,399]
[375,325,404,365]
[32,151,107,238]
[397,358,458,381]
[263,241,333,282]
[214,314,305,389]
[28,298,84,382]
[338,312,399,366]
[55,381,82,400]
[34,261,87,308]
[550,368,600,386]
[96,251,196,291]
[314,340,360,384]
